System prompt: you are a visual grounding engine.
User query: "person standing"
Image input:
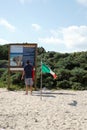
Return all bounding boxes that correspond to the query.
[21,60,33,95]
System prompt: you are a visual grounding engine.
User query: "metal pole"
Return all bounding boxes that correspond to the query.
[40,59,42,100]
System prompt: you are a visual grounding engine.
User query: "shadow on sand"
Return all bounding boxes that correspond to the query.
[68,100,77,106]
[32,91,76,98]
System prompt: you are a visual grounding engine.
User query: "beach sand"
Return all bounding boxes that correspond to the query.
[0,88,87,130]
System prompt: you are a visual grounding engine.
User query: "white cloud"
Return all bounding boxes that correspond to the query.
[62,25,87,49]
[39,37,63,44]
[0,18,16,32]
[38,25,87,52]
[32,23,41,31]
[0,38,9,45]
[76,0,87,7]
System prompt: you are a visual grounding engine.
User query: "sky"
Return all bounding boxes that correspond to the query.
[0,0,87,53]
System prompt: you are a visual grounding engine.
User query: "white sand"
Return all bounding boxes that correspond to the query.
[0,88,87,130]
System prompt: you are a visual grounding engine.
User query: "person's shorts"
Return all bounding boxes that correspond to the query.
[25,78,33,86]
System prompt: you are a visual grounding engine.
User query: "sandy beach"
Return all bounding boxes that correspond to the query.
[0,88,87,130]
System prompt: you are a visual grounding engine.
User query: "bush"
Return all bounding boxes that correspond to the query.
[57,80,71,89]
[58,69,72,81]
[0,81,7,88]
[71,68,87,83]
[71,82,84,90]
[7,84,24,91]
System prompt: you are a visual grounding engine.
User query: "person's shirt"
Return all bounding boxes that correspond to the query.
[24,64,33,78]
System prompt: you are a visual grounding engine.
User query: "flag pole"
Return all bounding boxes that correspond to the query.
[40,59,42,100]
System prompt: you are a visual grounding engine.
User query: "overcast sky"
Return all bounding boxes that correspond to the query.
[0,0,87,52]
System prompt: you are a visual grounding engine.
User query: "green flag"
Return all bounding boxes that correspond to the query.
[41,63,57,79]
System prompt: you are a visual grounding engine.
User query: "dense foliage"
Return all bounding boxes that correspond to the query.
[0,44,87,90]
